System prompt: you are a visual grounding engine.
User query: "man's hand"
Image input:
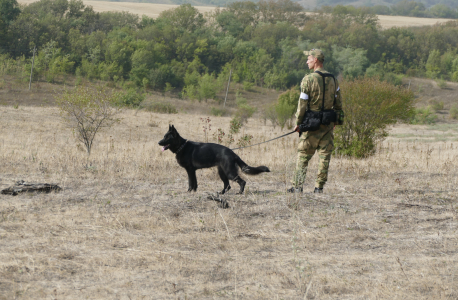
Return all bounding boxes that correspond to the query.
[294,125,300,132]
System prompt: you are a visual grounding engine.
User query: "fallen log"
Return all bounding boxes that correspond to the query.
[1,180,62,196]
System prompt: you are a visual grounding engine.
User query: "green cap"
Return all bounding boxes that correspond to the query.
[303,49,324,62]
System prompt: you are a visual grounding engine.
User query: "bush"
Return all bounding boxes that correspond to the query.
[142,102,178,114]
[263,104,278,128]
[436,79,447,89]
[243,80,254,91]
[210,107,226,116]
[428,99,444,112]
[56,87,122,155]
[410,107,438,125]
[275,88,299,130]
[236,134,253,148]
[449,105,458,120]
[116,89,146,107]
[236,103,256,123]
[335,77,415,158]
[234,93,256,123]
[229,117,242,134]
[382,72,403,86]
[183,73,221,102]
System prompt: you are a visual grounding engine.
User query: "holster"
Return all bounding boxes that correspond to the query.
[299,111,321,132]
[321,109,337,125]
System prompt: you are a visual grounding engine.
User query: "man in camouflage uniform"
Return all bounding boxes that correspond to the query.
[288,49,342,193]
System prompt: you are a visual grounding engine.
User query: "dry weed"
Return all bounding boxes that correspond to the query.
[0,106,457,299]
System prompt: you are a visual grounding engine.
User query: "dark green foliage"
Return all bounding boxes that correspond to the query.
[0,0,21,50]
[148,65,178,91]
[4,0,458,97]
[335,77,415,157]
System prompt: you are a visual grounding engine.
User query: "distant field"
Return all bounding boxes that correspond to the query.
[17,0,455,28]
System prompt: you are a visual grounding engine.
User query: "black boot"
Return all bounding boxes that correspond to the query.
[313,187,323,193]
[287,187,303,193]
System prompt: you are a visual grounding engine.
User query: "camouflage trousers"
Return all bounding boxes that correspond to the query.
[292,124,334,189]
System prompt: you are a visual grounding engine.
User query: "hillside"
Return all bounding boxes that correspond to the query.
[15,0,457,27]
[310,0,458,9]
[1,85,457,299]
[1,74,457,125]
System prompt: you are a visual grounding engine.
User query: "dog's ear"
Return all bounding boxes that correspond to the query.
[168,124,172,130]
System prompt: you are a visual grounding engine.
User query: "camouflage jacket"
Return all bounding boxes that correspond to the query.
[295,67,343,125]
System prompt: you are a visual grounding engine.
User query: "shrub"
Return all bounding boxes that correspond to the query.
[263,104,278,128]
[410,107,438,125]
[229,117,242,134]
[235,93,256,123]
[183,73,221,102]
[116,88,146,107]
[236,134,253,148]
[382,72,403,86]
[142,102,178,114]
[436,79,447,89]
[428,99,444,112]
[335,77,415,158]
[56,87,123,155]
[210,107,226,116]
[449,105,458,120]
[212,128,226,144]
[235,103,256,123]
[275,88,299,130]
[243,80,254,91]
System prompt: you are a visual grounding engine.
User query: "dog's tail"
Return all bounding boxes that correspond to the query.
[236,157,270,175]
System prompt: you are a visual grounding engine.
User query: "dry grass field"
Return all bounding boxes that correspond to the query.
[1,77,458,299]
[16,0,456,29]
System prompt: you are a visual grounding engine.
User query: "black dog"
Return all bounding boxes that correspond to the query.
[158,125,270,194]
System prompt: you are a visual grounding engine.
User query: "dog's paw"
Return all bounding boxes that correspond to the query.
[221,185,231,195]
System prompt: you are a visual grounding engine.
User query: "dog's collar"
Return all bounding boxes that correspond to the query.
[176,140,187,154]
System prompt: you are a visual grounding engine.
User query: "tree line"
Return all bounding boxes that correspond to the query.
[319,1,458,19]
[1,0,458,97]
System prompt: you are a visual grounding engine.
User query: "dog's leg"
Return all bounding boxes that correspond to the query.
[217,166,231,194]
[224,163,245,194]
[186,168,198,192]
[233,175,246,194]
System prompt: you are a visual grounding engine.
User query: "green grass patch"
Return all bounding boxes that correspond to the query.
[425,124,458,132]
[141,102,178,114]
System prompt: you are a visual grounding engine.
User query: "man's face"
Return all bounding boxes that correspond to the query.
[307,55,316,69]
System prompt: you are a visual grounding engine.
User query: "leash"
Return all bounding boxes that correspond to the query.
[231,130,296,151]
